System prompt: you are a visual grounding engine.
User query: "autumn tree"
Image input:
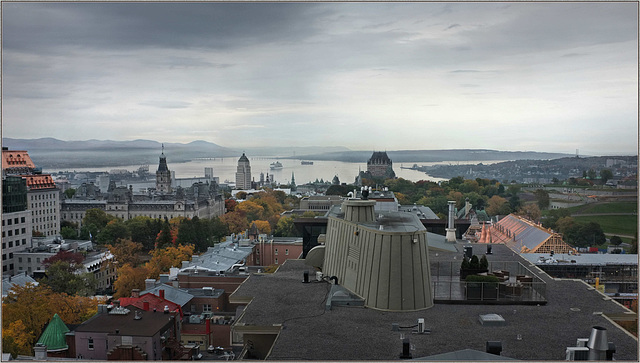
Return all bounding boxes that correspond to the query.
[220,210,249,234]
[518,204,541,222]
[108,239,144,267]
[112,264,150,299]
[145,244,195,280]
[236,200,264,222]
[2,284,103,357]
[253,220,272,235]
[486,195,511,216]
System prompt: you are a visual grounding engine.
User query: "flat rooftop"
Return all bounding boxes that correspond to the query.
[232,243,638,361]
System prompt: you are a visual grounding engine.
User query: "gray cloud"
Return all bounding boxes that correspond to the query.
[2,2,637,155]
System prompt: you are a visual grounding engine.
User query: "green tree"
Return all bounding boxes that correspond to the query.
[40,261,97,296]
[60,226,78,239]
[96,219,130,244]
[274,216,296,237]
[125,216,156,250]
[600,169,613,184]
[610,235,623,246]
[587,169,597,180]
[533,189,550,210]
[63,188,76,199]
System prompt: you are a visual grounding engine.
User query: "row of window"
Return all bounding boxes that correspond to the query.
[2,264,14,272]
[2,253,14,260]
[30,193,56,201]
[2,217,26,226]
[2,228,27,238]
[2,239,27,249]
[31,201,57,208]
[32,209,56,216]
[17,256,42,264]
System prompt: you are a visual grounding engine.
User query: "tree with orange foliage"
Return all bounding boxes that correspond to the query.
[252,220,272,235]
[2,283,104,357]
[108,239,144,267]
[112,263,150,299]
[220,210,249,234]
[236,200,264,222]
[145,244,195,280]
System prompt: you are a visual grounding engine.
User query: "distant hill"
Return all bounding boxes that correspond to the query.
[1,138,575,169]
[1,138,238,169]
[295,149,574,163]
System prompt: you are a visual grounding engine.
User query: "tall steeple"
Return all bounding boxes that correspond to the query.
[291,172,296,191]
[156,144,172,193]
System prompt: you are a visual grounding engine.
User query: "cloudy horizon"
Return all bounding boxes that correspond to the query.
[2,2,638,156]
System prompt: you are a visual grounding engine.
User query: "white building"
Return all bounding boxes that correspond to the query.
[235,153,252,190]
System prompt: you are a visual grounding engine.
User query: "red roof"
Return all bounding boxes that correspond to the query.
[2,150,35,170]
[23,174,56,190]
[119,293,183,318]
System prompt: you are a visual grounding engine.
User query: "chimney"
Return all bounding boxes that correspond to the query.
[131,289,140,298]
[34,343,47,360]
[587,326,608,361]
[143,301,150,311]
[206,318,211,334]
[159,289,165,299]
[145,278,155,291]
[164,305,170,314]
[113,300,120,308]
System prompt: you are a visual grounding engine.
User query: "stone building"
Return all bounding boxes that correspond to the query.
[2,148,60,238]
[235,153,251,190]
[60,151,225,229]
[366,151,395,179]
[156,145,172,193]
[2,176,32,275]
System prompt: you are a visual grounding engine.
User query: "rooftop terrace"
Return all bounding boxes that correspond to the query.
[231,243,638,361]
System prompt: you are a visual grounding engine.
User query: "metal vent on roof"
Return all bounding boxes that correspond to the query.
[479,314,506,326]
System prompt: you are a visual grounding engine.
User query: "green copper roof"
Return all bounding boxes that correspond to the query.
[36,313,69,351]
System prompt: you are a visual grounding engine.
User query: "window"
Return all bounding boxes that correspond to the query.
[14,218,18,224]
[275,258,278,264]
[2,243,5,249]
[2,255,6,261]
[203,304,212,312]
[22,239,26,245]
[88,338,94,350]
[9,253,13,259]
[2,266,6,272]
[21,217,25,223]
[7,230,12,237]
[285,249,289,255]
[18,257,22,263]
[275,249,278,255]
[36,258,40,263]
[8,242,13,248]
[21,228,25,234]
[28,258,31,263]
[7,219,12,226]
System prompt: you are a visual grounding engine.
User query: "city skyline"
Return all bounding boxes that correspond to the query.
[2,2,638,155]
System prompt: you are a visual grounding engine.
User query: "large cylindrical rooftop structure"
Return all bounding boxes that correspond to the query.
[323,200,433,311]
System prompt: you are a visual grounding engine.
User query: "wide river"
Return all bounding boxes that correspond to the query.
[47,158,508,185]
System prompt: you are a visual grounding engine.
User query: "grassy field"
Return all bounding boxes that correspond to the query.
[575,201,638,214]
[572,215,638,237]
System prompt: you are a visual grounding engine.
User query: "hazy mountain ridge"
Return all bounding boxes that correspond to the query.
[296,149,575,163]
[2,137,580,169]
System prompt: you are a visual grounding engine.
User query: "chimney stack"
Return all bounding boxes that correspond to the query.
[159,289,165,299]
[131,289,140,298]
[143,301,150,311]
[587,326,608,361]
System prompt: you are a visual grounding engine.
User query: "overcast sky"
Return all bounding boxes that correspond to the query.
[2,2,638,155]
